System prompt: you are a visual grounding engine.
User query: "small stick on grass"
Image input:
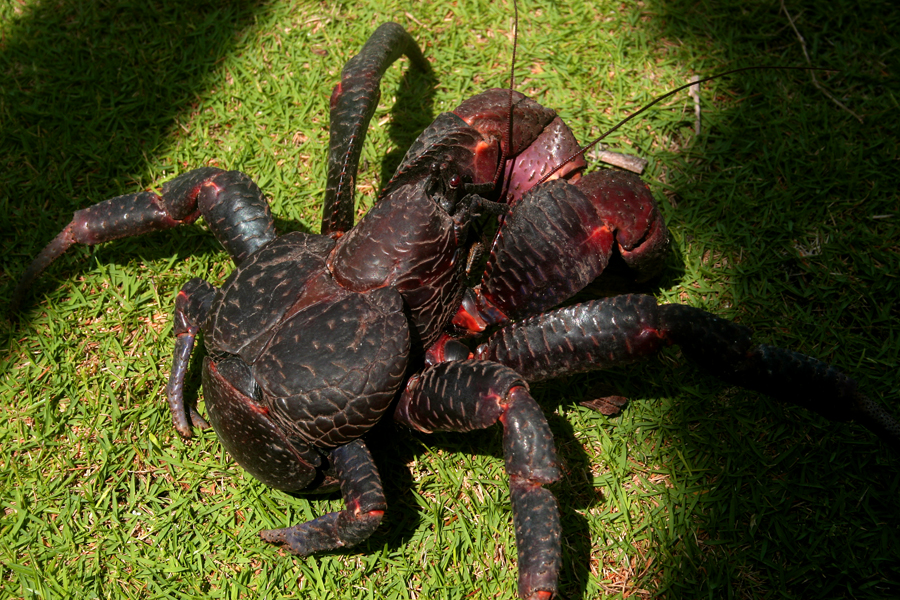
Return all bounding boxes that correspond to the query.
[688,75,701,136]
[780,0,863,122]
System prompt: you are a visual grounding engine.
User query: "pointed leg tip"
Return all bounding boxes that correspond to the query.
[188,407,210,431]
[259,528,283,544]
[259,526,316,557]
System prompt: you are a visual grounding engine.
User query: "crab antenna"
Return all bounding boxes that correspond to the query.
[507,0,519,155]
[489,0,520,192]
[536,65,837,186]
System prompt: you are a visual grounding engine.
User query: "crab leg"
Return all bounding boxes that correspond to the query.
[12,167,275,311]
[322,22,430,235]
[477,294,900,451]
[166,277,218,438]
[395,360,561,600]
[260,438,386,555]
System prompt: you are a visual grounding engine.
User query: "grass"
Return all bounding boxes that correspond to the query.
[1,0,899,598]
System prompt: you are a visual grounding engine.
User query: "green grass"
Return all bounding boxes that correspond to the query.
[1,0,898,598]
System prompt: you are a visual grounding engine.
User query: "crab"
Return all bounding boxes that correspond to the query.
[3,2,896,595]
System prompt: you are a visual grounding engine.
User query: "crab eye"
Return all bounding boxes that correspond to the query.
[448,174,462,189]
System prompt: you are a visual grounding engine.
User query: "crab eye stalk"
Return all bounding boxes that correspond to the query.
[449,174,462,189]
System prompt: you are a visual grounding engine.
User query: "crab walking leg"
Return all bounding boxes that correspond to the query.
[660,304,900,451]
[477,294,900,451]
[260,438,387,556]
[322,22,430,235]
[394,360,561,600]
[166,278,218,438]
[11,167,276,311]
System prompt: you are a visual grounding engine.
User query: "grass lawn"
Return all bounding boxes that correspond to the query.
[2,0,899,598]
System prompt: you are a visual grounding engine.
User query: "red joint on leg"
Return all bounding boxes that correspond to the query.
[498,385,527,425]
[654,326,678,348]
[452,288,509,334]
[201,180,224,194]
[496,388,518,425]
[329,83,343,109]
[623,326,665,357]
[497,403,510,427]
[451,304,488,333]
[178,208,202,226]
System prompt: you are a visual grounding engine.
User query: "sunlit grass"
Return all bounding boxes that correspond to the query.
[2,0,898,598]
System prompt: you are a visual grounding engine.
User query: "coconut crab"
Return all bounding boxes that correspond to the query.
[3,2,896,596]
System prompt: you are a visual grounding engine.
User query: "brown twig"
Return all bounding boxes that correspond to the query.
[588,145,648,174]
[780,0,863,122]
[688,75,701,136]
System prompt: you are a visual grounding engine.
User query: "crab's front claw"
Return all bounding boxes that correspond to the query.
[575,169,669,282]
[453,171,668,336]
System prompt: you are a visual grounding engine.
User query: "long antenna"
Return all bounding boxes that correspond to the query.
[536,65,836,186]
[506,0,519,156]
[489,0,521,194]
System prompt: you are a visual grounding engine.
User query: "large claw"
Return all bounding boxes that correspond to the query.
[452,170,668,334]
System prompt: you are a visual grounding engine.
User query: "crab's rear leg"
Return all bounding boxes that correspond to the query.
[322,22,430,235]
[11,167,276,312]
[260,438,387,556]
[395,360,561,600]
[478,294,900,451]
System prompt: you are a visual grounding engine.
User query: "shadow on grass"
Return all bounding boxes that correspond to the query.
[1,0,279,315]
[581,0,900,597]
[2,0,439,315]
